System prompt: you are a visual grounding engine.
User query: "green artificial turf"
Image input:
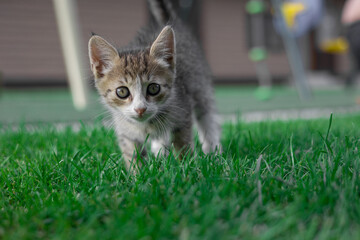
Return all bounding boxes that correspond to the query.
[1,114,360,239]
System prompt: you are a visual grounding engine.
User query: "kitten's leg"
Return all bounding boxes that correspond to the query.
[197,114,221,153]
[118,135,146,173]
[172,124,193,158]
[195,104,221,154]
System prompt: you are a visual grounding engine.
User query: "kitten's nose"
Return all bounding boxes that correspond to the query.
[134,107,147,117]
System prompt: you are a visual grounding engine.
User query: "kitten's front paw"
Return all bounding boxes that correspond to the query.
[151,140,169,157]
[202,141,222,154]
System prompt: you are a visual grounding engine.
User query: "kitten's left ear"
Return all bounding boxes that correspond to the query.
[150,26,176,70]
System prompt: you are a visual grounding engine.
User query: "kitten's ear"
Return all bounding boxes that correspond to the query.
[150,26,176,70]
[88,35,119,79]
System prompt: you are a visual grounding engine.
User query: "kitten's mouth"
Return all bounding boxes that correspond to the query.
[132,114,152,122]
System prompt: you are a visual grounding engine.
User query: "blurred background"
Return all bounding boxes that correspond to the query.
[1,0,359,125]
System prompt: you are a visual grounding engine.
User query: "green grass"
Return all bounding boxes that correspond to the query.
[1,114,360,239]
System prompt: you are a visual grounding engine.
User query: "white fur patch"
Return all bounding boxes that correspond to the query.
[155,58,170,69]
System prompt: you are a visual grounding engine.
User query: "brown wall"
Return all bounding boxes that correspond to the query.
[0,0,292,85]
[0,0,146,83]
[1,0,65,81]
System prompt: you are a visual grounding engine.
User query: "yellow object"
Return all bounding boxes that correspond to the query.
[320,37,349,54]
[281,2,306,28]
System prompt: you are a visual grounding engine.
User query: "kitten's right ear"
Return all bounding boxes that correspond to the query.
[150,26,176,70]
[88,35,119,79]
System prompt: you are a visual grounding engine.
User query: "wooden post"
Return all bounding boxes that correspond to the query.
[53,0,89,110]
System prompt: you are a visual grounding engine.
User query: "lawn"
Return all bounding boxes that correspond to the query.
[1,114,360,239]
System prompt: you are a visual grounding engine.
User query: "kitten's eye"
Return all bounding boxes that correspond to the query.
[116,87,130,99]
[147,83,160,96]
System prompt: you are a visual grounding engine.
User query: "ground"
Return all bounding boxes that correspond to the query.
[1,112,360,239]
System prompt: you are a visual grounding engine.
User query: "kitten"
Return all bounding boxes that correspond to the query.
[88,0,221,171]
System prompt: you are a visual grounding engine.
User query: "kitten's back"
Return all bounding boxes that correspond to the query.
[128,1,213,97]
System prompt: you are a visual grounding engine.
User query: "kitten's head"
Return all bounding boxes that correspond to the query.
[88,26,176,123]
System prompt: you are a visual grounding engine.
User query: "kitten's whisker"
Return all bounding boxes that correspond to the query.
[160,105,188,114]
[94,110,112,122]
[156,115,168,137]
[153,114,165,137]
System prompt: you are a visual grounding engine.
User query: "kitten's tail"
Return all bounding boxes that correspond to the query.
[147,0,177,25]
